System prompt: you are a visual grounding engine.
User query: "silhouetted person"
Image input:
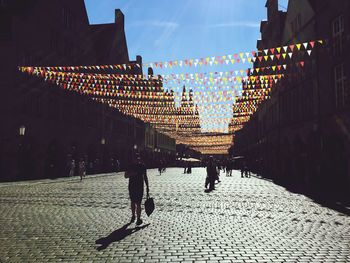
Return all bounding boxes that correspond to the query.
[161,158,167,173]
[216,165,221,183]
[125,156,149,225]
[69,160,75,177]
[206,156,217,191]
[158,160,164,175]
[78,159,86,181]
[226,159,232,176]
[187,164,192,174]
[115,159,120,172]
[244,164,251,178]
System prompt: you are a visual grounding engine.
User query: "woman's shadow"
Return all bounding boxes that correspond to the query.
[95,222,150,251]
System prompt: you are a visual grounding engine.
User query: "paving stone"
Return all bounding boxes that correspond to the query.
[0,168,349,262]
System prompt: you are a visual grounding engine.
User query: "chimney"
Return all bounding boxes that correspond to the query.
[136,55,142,65]
[266,0,278,21]
[115,9,124,27]
[148,67,153,76]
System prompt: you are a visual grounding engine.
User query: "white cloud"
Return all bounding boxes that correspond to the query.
[207,21,260,28]
[128,20,179,29]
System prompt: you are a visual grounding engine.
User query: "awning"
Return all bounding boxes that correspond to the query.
[177,157,201,162]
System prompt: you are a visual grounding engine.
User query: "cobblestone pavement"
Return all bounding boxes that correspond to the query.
[0,168,349,263]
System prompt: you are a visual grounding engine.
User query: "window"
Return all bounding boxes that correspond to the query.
[334,64,348,108]
[332,15,344,56]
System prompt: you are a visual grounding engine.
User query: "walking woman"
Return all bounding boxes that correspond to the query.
[78,159,86,181]
[125,155,150,225]
[69,159,75,177]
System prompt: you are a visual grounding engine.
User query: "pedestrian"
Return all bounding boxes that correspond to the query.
[65,155,72,177]
[244,164,250,178]
[78,159,86,181]
[69,159,75,177]
[158,160,163,175]
[216,168,221,183]
[226,159,233,176]
[125,155,150,226]
[187,163,192,174]
[241,161,247,178]
[116,159,120,172]
[162,158,167,173]
[205,156,217,192]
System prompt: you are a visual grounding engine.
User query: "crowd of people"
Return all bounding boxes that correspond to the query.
[66,154,252,225]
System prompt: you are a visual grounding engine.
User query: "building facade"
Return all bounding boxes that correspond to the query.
[233,0,350,198]
[0,0,175,180]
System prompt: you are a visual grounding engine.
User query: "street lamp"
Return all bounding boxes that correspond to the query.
[101,137,106,145]
[134,144,138,150]
[19,125,25,136]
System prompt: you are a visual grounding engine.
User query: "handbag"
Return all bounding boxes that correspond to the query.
[144,193,155,216]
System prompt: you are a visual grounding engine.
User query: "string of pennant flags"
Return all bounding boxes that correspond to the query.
[21,65,290,80]
[18,39,323,154]
[20,39,322,72]
[20,57,302,81]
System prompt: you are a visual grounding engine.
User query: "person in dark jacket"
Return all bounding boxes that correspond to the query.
[125,156,149,225]
[206,156,217,192]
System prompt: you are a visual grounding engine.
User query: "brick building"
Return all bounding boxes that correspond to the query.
[233,0,350,199]
[0,0,175,180]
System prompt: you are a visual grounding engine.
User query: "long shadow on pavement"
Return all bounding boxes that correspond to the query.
[95,223,150,251]
[272,178,350,216]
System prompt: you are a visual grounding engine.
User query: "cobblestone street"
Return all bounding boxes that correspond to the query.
[0,168,349,262]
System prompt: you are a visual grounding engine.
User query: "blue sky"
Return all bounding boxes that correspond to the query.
[84,0,288,63]
[84,0,289,132]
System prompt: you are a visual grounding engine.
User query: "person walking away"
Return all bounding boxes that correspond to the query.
[78,159,86,181]
[115,159,120,173]
[162,158,167,173]
[227,159,233,176]
[206,157,217,191]
[187,163,192,174]
[69,159,75,177]
[158,160,163,175]
[125,155,149,225]
[216,163,221,183]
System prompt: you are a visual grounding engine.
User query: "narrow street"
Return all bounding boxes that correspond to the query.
[0,168,349,262]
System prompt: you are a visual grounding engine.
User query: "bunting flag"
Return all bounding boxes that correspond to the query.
[20,39,322,74]
[17,39,323,154]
